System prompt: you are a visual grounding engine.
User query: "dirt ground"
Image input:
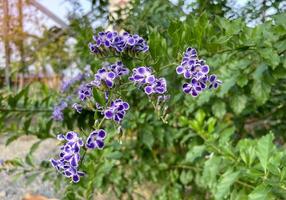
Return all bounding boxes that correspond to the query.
[0,135,60,200]
[0,135,155,200]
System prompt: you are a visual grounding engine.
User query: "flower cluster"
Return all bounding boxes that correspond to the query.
[104,99,129,123]
[91,61,129,89]
[176,47,222,96]
[129,66,167,95]
[89,31,149,55]
[52,101,68,121]
[50,132,85,183]
[86,129,106,149]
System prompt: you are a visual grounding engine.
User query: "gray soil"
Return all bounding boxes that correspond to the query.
[0,135,60,200]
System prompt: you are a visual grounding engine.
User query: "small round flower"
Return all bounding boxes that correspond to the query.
[78,84,92,101]
[129,67,154,85]
[208,74,222,89]
[104,99,129,123]
[144,78,167,95]
[86,129,107,150]
[182,82,198,97]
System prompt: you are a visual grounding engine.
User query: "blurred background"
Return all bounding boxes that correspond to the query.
[0,0,286,200]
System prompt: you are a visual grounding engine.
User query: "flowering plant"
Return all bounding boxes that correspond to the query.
[50,30,221,183]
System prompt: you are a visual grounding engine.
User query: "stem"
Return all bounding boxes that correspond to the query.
[159,62,178,72]
[0,108,52,112]
[97,117,105,129]
[79,149,87,167]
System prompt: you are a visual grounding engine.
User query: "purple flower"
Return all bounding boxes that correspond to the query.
[129,67,155,85]
[104,99,129,123]
[130,66,167,95]
[72,103,83,113]
[50,131,85,183]
[78,84,92,101]
[50,158,85,183]
[144,78,167,95]
[91,61,129,89]
[85,129,107,150]
[89,31,149,55]
[52,101,68,121]
[176,47,221,96]
[208,74,222,89]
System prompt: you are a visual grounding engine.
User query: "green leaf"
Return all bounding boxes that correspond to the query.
[105,151,123,160]
[236,75,248,87]
[29,140,42,155]
[148,29,168,70]
[249,184,271,200]
[185,145,205,163]
[180,170,193,185]
[259,48,280,69]
[231,95,247,114]
[251,80,271,105]
[214,169,240,200]
[202,156,222,189]
[256,133,274,173]
[219,77,236,97]
[92,88,105,106]
[142,131,154,149]
[212,101,226,118]
[25,154,34,167]
[195,109,206,125]
[5,133,21,146]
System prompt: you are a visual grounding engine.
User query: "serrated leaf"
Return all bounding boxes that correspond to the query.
[256,133,274,173]
[259,48,280,69]
[219,77,236,96]
[185,145,205,163]
[214,169,240,200]
[249,184,271,200]
[251,80,271,105]
[231,95,247,114]
[212,101,226,118]
[202,156,221,189]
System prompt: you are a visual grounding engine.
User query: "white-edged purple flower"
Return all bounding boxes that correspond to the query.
[72,103,83,113]
[129,66,155,85]
[104,99,129,123]
[130,66,168,96]
[91,61,129,89]
[85,129,107,150]
[144,78,167,95]
[78,84,92,101]
[208,74,222,89]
